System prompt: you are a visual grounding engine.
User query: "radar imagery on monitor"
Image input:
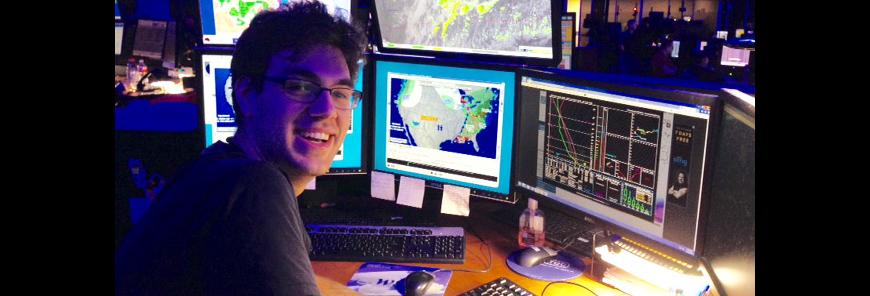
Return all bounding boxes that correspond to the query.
[389,74,501,159]
[374,0,554,59]
[201,0,353,45]
[212,0,280,36]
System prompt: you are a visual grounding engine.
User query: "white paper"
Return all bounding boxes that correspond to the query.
[305,178,316,190]
[396,176,425,208]
[440,184,471,216]
[370,171,396,201]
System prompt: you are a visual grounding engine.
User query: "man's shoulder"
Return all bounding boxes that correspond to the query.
[191,156,287,186]
[196,142,285,179]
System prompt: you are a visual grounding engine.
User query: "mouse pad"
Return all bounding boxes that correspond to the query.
[346,262,452,296]
[506,249,585,281]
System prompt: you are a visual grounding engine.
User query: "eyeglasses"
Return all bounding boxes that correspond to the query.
[263,77,362,110]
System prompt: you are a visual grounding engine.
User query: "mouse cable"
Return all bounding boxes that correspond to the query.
[433,221,492,274]
[541,281,599,296]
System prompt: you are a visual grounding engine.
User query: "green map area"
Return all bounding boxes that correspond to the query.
[434,0,500,42]
[216,0,276,27]
[376,0,552,52]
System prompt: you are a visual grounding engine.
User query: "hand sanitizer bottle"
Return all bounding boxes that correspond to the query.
[518,198,545,248]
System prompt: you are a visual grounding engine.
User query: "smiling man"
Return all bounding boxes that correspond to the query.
[115,2,367,295]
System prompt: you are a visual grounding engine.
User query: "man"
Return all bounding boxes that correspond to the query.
[115,2,367,295]
[668,171,689,202]
[650,39,678,77]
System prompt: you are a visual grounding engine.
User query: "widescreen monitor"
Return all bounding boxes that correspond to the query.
[115,0,122,20]
[132,19,167,60]
[371,0,561,66]
[372,55,517,199]
[702,88,754,296]
[198,51,367,174]
[514,69,720,260]
[671,40,681,58]
[115,20,125,56]
[559,13,576,70]
[720,45,751,67]
[198,0,355,46]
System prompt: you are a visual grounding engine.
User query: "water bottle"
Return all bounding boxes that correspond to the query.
[136,59,149,90]
[126,58,139,92]
[518,198,545,248]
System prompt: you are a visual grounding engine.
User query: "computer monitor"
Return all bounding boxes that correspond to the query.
[514,69,721,260]
[372,55,517,201]
[559,13,576,70]
[115,0,122,20]
[115,20,125,56]
[198,0,357,46]
[371,0,561,67]
[197,50,368,174]
[132,19,168,60]
[671,40,681,58]
[701,88,754,296]
[720,45,751,67]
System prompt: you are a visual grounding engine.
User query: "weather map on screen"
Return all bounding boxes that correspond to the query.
[374,59,516,195]
[200,0,352,45]
[374,0,554,59]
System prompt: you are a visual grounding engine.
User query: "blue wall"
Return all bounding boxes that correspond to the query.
[134,0,172,21]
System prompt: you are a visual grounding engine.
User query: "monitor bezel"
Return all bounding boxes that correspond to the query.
[193,47,370,175]
[513,67,724,261]
[370,0,563,68]
[370,53,521,202]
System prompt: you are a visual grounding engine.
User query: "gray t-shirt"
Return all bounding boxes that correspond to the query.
[116,140,320,295]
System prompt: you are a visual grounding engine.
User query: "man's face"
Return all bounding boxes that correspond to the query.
[241,45,353,177]
[677,173,685,183]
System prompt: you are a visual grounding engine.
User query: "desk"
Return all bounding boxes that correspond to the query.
[311,208,628,296]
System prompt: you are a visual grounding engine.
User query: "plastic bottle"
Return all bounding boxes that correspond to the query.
[136,59,149,90]
[518,198,545,248]
[125,58,139,92]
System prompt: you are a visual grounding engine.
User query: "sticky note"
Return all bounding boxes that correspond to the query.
[370,171,396,201]
[396,176,425,208]
[440,184,471,216]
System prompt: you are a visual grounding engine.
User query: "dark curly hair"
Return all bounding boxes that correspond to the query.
[230,1,367,127]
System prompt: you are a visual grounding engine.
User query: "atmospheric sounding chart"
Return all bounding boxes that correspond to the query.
[543,92,662,220]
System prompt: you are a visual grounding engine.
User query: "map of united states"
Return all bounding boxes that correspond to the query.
[390,77,500,159]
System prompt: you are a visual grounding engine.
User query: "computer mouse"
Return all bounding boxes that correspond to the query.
[403,271,435,296]
[518,246,559,267]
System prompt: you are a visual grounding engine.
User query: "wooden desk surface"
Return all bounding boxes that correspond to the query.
[311,211,628,296]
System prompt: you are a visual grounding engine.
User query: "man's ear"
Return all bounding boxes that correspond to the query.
[233,77,257,120]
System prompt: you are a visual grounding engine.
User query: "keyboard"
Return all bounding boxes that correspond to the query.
[609,237,701,276]
[307,224,465,264]
[460,277,537,296]
[492,207,598,256]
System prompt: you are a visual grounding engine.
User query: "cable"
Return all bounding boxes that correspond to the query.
[541,281,599,296]
[557,229,590,252]
[589,230,609,278]
[432,221,492,274]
